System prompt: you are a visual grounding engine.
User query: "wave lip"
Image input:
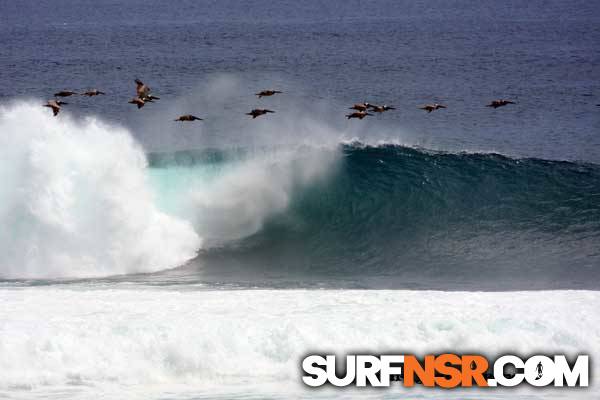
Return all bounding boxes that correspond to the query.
[0,102,201,279]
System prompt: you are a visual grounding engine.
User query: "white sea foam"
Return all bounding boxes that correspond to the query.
[0,102,201,278]
[0,101,339,278]
[0,288,597,399]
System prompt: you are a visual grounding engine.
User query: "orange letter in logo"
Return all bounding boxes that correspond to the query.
[461,355,489,387]
[434,354,462,388]
[403,355,435,387]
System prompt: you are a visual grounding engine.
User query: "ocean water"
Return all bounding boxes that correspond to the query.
[0,0,599,398]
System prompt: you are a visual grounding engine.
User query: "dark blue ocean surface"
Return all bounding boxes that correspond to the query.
[1,0,599,160]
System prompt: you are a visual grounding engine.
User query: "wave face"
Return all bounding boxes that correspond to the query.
[147,147,337,244]
[0,103,200,279]
[148,145,600,289]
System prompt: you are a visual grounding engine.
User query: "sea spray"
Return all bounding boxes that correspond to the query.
[0,101,340,279]
[0,102,201,279]
[148,148,339,242]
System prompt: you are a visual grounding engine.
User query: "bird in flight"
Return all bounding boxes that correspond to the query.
[135,79,151,98]
[419,103,446,113]
[369,104,395,113]
[349,102,371,112]
[128,97,145,109]
[43,99,68,116]
[256,90,282,98]
[82,89,106,97]
[246,109,275,118]
[174,114,203,121]
[54,90,78,97]
[486,99,516,108]
[346,111,372,119]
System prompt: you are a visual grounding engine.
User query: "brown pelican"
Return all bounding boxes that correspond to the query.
[419,103,446,113]
[349,102,371,112]
[83,89,106,96]
[43,100,67,116]
[128,97,145,109]
[142,94,160,102]
[346,111,372,119]
[369,104,395,113]
[256,90,282,98]
[54,90,78,97]
[486,99,516,108]
[135,79,151,98]
[246,109,275,118]
[174,114,203,121]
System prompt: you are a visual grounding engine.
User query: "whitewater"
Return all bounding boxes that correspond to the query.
[1,288,598,399]
[0,285,600,398]
[0,101,339,279]
[0,102,201,278]
[0,101,598,399]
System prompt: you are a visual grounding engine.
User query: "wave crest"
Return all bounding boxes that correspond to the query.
[0,102,201,279]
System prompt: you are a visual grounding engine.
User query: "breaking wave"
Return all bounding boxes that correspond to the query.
[0,102,201,279]
[149,145,600,289]
[2,101,599,285]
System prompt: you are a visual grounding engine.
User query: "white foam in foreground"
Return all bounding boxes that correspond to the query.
[0,288,598,399]
[0,102,201,278]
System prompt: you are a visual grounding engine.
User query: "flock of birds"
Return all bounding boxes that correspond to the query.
[42,80,284,120]
[43,78,519,121]
[346,99,516,119]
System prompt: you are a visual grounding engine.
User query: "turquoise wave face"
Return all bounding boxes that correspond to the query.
[147,144,600,233]
[145,144,600,290]
[147,164,229,218]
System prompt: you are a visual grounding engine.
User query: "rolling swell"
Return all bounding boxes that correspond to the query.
[151,144,600,290]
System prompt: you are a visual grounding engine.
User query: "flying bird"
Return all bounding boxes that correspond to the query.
[135,78,151,99]
[142,94,160,102]
[346,111,372,119]
[134,79,159,102]
[174,114,203,121]
[486,99,516,108]
[419,103,446,113]
[82,89,106,96]
[256,90,282,98]
[349,102,371,112]
[43,100,67,116]
[54,90,78,97]
[369,104,396,113]
[128,97,145,109]
[246,109,275,118]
